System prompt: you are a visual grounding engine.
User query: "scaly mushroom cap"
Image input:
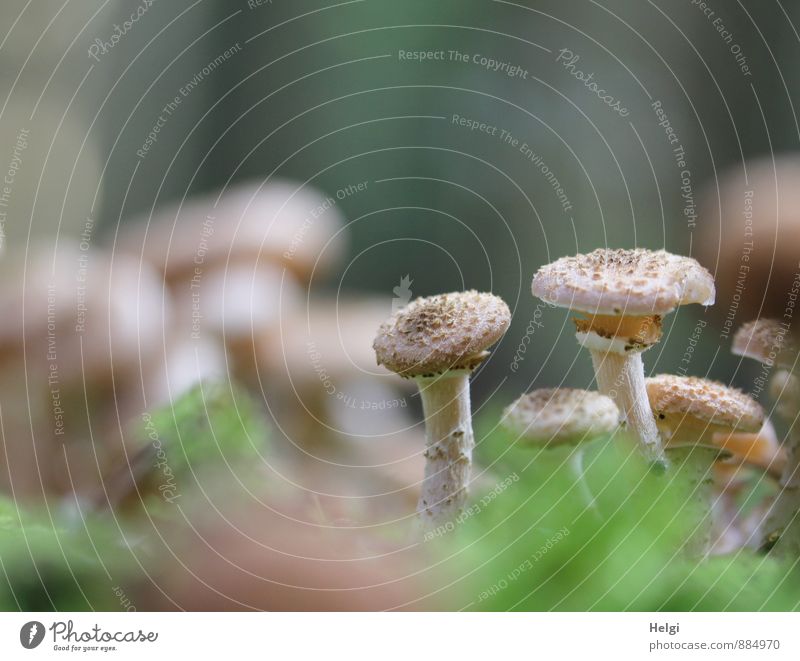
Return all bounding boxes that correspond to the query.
[733,319,798,368]
[646,375,764,445]
[531,248,715,316]
[373,291,510,377]
[502,388,619,446]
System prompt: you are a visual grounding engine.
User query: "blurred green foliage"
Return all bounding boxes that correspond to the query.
[3,385,800,611]
[139,380,269,475]
[0,380,269,611]
[443,427,800,611]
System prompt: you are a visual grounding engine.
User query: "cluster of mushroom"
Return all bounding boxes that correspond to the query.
[1,179,389,505]
[374,248,786,556]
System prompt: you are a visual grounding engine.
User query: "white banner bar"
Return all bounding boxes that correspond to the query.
[0,612,798,659]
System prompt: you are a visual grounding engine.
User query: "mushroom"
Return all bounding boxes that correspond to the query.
[732,320,800,553]
[501,388,619,508]
[114,180,344,381]
[646,374,764,555]
[116,179,345,285]
[373,291,510,529]
[0,244,167,499]
[732,319,798,370]
[532,249,715,465]
[697,155,800,321]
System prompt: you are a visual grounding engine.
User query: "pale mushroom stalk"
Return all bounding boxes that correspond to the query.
[568,450,596,511]
[647,375,765,557]
[373,291,511,532]
[589,347,661,461]
[416,371,473,521]
[532,249,715,468]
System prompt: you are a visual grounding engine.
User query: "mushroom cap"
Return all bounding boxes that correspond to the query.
[646,375,764,439]
[501,388,619,446]
[0,243,167,380]
[732,319,798,368]
[696,154,800,320]
[531,248,715,316]
[116,179,345,283]
[373,291,510,377]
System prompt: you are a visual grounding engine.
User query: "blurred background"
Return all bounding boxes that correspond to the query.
[2,0,800,610]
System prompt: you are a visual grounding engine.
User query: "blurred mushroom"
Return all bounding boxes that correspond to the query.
[698,155,800,321]
[646,374,764,555]
[373,291,511,530]
[260,297,405,448]
[0,244,167,499]
[501,388,619,509]
[118,180,345,282]
[114,181,343,384]
[733,319,798,371]
[532,249,715,465]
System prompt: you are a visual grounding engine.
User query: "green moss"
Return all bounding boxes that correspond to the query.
[441,427,800,611]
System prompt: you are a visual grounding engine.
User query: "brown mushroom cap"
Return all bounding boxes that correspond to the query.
[0,244,166,380]
[531,248,715,316]
[117,180,345,283]
[646,375,764,442]
[373,291,510,377]
[732,319,798,368]
[502,388,619,446]
[697,155,800,320]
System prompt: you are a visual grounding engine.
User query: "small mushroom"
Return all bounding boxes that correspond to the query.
[373,291,510,529]
[646,374,764,555]
[733,319,798,369]
[532,249,715,465]
[501,388,619,508]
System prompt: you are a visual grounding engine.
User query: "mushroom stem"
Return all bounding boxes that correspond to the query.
[589,350,665,465]
[569,449,598,514]
[416,371,474,529]
[667,445,717,556]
